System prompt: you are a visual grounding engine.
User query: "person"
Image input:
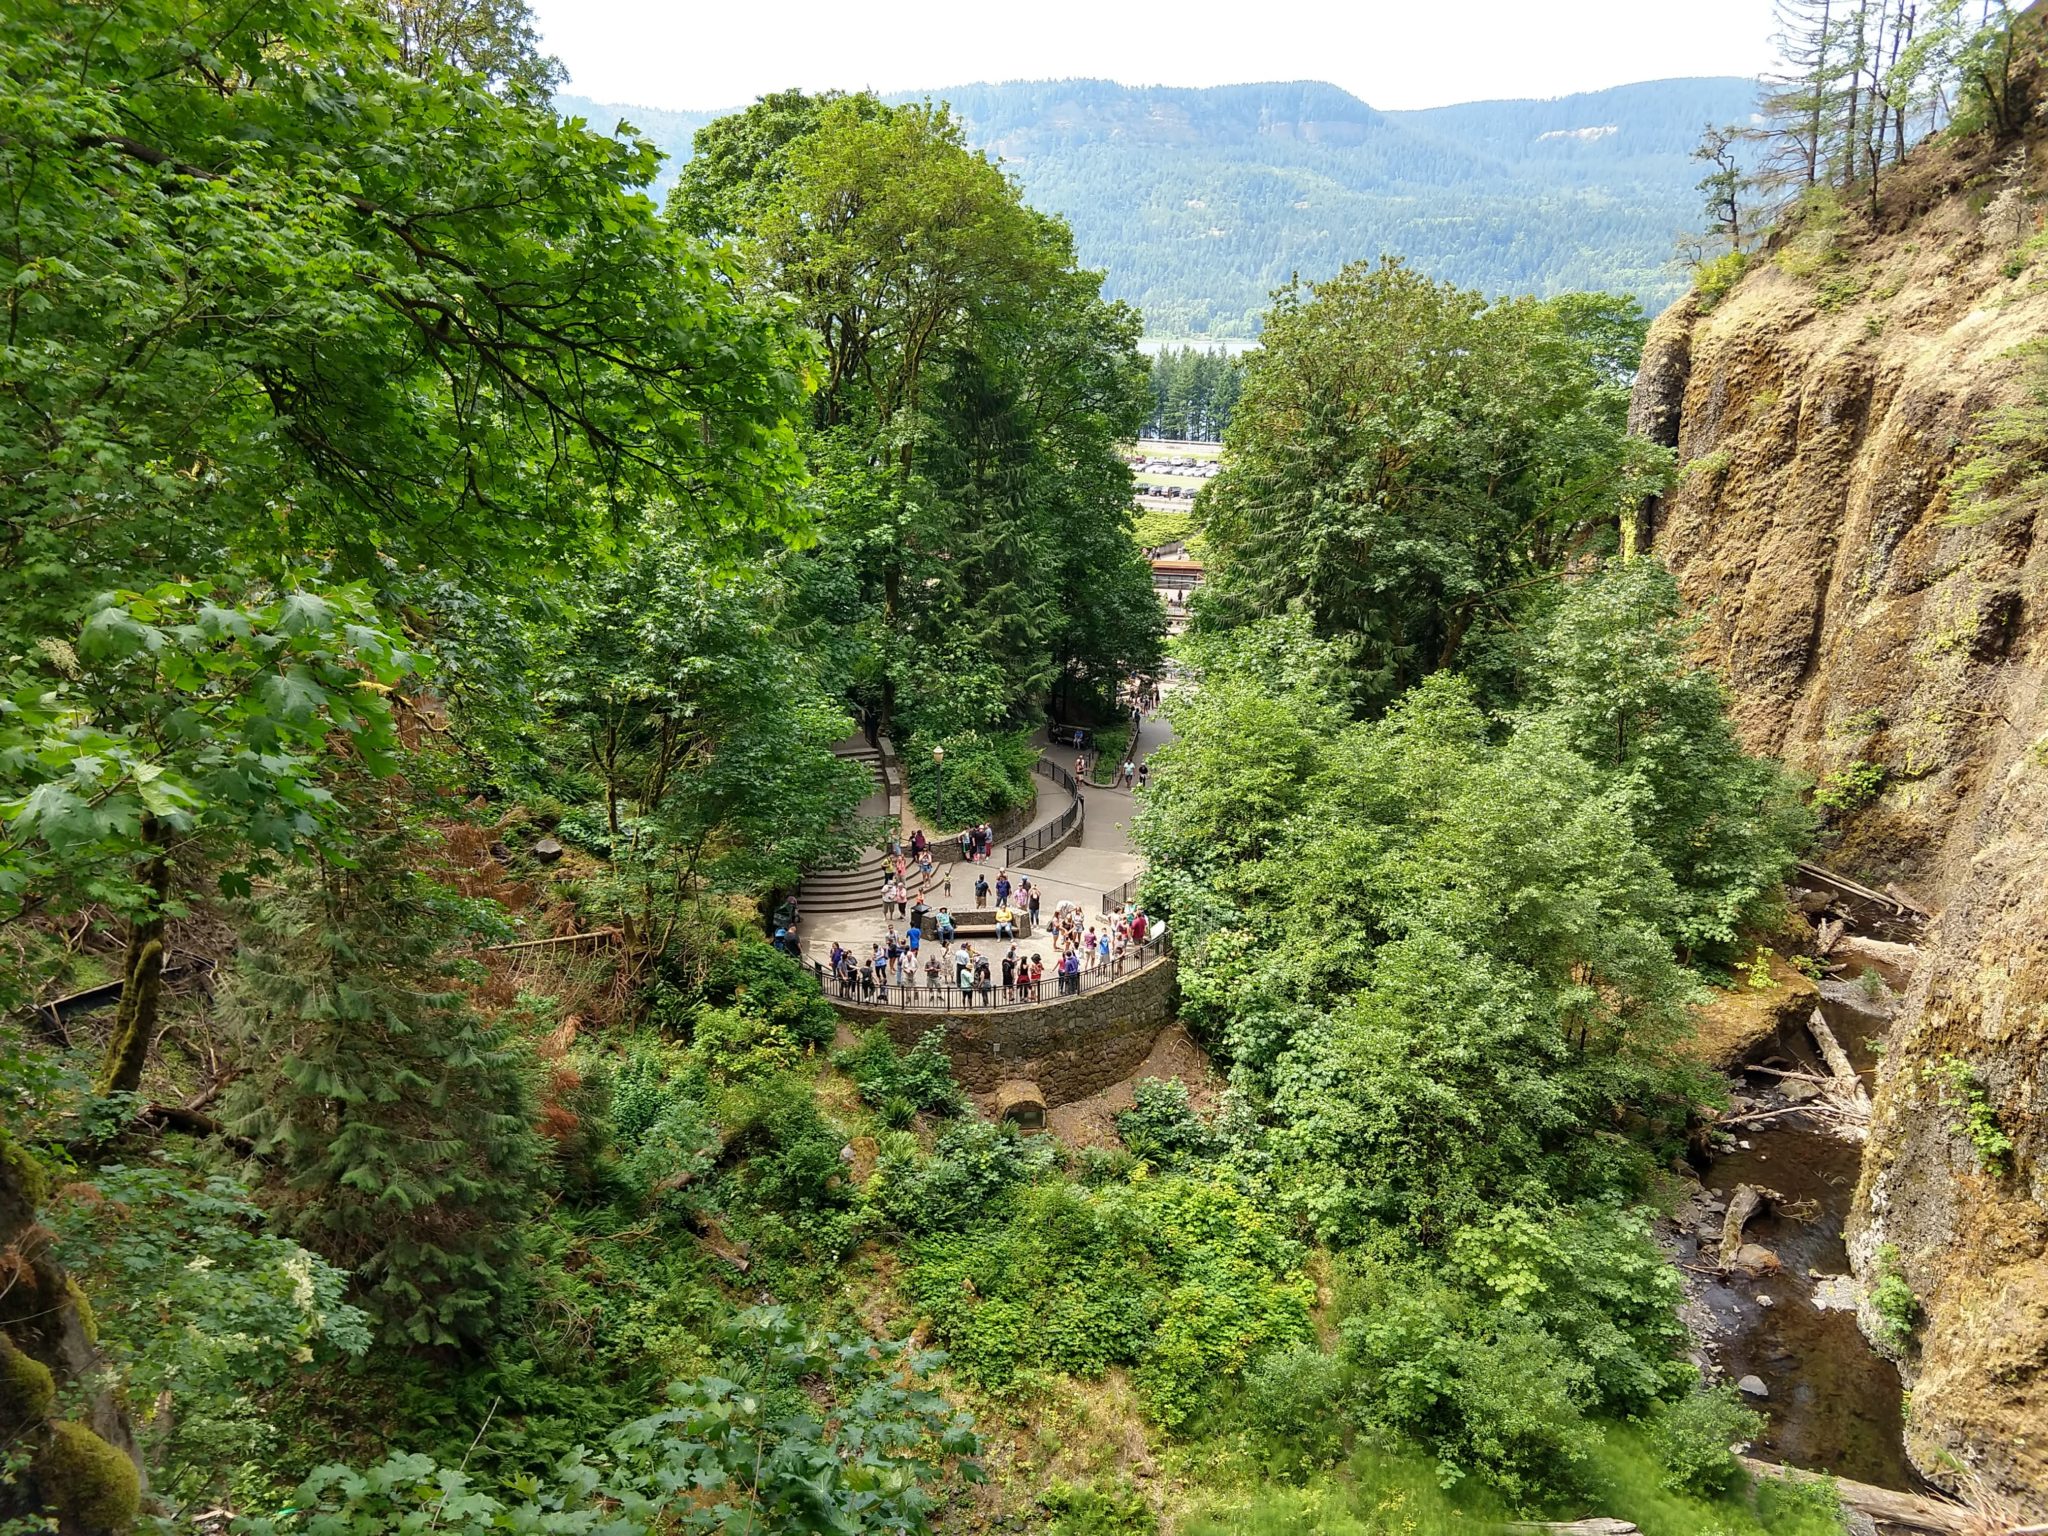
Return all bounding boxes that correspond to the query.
[958,829,974,862]
[1073,752,1086,783]
[1096,927,1111,971]
[895,880,910,920]
[1028,953,1044,1001]
[909,894,929,933]
[1131,908,1149,944]
[1001,947,1017,1000]
[936,906,955,943]
[1028,884,1042,926]
[910,828,927,860]
[905,918,922,959]
[1119,756,1135,788]
[995,901,1015,940]
[956,949,975,1005]
[925,953,943,1000]
[1137,760,1151,791]
[975,955,992,1006]
[995,870,1011,906]
[974,871,990,907]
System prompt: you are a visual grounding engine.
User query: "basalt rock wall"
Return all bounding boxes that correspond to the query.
[1633,120,2048,1501]
[830,959,1176,1104]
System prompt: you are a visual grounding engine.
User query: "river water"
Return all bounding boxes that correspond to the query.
[1679,982,1916,1489]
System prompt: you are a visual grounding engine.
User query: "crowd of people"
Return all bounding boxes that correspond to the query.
[824,896,1156,1007]
[805,690,1173,1005]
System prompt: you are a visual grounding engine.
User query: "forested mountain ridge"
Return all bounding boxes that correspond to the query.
[560,75,1760,336]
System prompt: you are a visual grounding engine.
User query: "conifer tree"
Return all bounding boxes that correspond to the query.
[224,819,541,1348]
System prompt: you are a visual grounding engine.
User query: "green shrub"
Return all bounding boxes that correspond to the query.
[1693,251,1750,309]
[1039,1480,1158,1536]
[1812,761,1886,816]
[904,729,1039,831]
[1869,1245,1921,1354]
[901,1174,1312,1427]
[873,1118,1055,1234]
[833,1028,964,1118]
[1338,1256,1602,1505]
[1924,1055,2014,1177]
[1087,724,1131,783]
[704,938,837,1049]
[1647,1382,1763,1496]
[1115,1077,1218,1167]
[1243,1343,1353,1472]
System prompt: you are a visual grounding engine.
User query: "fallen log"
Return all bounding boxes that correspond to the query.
[1808,1008,1874,1121]
[1506,1522,1639,1535]
[483,927,621,953]
[1720,1183,1783,1270]
[1739,1457,1974,1534]
[136,1102,254,1157]
[1838,935,1923,971]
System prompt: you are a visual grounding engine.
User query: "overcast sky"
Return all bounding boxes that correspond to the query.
[530,0,1781,113]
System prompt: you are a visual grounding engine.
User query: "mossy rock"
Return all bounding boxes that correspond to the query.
[40,1420,140,1533]
[0,1124,49,1212]
[63,1276,98,1345]
[0,1332,55,1427]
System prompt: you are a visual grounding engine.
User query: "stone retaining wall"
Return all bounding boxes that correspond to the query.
[829,958,1176,1106]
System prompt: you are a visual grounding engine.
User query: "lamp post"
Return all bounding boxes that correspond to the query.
[932,744,945,832]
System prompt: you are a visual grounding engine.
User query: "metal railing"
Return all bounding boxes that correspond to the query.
[1005,758,1083,865]
[812,929,1170,1014]
[1100,876,1142,915]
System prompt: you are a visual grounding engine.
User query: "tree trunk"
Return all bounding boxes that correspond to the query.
[96,823,169,1097]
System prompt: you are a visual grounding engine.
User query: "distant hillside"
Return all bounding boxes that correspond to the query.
[558,76,1759,338]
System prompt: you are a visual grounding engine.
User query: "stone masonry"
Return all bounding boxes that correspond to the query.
[828,958,1177,1106]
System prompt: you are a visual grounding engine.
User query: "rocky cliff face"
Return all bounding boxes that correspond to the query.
[1633,121,2048,1502]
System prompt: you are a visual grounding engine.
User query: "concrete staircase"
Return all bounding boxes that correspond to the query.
[796,739,899,915]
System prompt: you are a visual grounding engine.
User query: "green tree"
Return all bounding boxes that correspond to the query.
[0,0,812,643]
[1197,261,1662,711]
[372,0,564,93]
[535,538,874,979]
[223,819,543,1347]
[687,93,1160,735]
[0,581,418,1092]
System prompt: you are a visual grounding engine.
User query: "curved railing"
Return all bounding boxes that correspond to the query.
[1006,759,1083,865]
[1099,876,1142,915]
[814,929,1169,1014]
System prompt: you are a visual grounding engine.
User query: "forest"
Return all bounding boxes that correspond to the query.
[1143,348,1243,441]
[2,1,2035,1534]
[565,75,1764,340]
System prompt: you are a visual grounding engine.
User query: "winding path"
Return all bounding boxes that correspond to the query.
[796,712,1173,977]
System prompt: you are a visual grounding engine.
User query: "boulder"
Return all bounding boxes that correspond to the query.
[1731,1243,1784,1277]
[1737,1374,1770,1398]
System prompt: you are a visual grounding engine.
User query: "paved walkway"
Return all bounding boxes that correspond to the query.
[799,709,1174,968]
